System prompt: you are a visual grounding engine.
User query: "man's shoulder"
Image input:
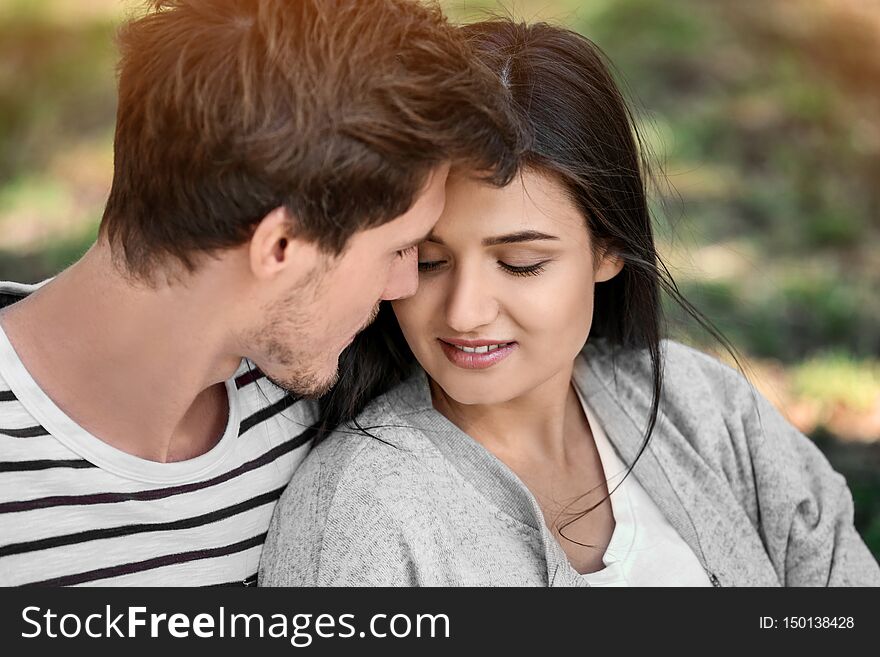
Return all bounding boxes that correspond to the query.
[0,369,48,441]
[0,280,50,310]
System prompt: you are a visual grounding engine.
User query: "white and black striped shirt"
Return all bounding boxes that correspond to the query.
[0,281,315,586]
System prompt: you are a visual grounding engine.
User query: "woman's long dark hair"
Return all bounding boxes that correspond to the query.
[315,20,743,545]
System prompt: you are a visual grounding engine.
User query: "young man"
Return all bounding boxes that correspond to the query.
[0,0,519,586]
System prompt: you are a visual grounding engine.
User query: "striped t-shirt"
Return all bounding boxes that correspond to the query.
[0,281,315,586]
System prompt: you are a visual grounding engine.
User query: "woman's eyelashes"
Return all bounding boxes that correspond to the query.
[499,261,547,277]
[417,259,550,277]
[417,260,444,273]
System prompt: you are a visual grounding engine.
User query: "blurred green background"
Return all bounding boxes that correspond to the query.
[1,0,878,560]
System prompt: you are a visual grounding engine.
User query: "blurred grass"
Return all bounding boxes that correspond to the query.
[792,353,880,414]
[1,0,878,560]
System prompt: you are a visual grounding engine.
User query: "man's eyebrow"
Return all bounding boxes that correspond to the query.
[425,230,560,246]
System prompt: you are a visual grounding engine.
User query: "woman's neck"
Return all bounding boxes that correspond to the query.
[429,362,584,466]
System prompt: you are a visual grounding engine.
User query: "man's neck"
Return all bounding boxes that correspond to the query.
[0,244,242,462]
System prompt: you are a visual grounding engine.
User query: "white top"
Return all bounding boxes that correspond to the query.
[0,281,315,586]
[574,381,712,587]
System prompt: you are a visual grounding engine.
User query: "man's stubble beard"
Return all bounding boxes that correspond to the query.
[265,365,338,400]
[249,262,335,399]
[251,269,382,400]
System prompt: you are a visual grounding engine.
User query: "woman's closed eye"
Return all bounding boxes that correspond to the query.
[499,261,548,277]
[417,259,550,277]
[416,259,444,273]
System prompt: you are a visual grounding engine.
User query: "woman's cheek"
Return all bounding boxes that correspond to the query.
[519,270,569,317]
[389,299,415,341]
[526,270,593,347]
[393,292,436,346]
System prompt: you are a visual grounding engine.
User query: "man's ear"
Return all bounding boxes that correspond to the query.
[595,248,624,283]
[248,206,321,282]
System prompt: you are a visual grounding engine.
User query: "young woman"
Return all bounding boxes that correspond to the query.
[260,20,880,586]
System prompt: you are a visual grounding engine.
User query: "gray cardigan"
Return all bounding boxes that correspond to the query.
[259,339,880,586]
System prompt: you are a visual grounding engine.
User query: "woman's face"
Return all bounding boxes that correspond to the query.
[391,169,623,406]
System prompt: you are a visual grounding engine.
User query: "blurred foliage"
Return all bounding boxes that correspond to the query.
[0,0,878,558]
[792,353,880,413]
[0,5,117,178]
[0,0,116,279]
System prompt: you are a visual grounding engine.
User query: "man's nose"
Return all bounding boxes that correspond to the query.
[380,249,420,301]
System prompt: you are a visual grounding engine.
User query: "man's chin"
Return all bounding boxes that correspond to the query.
[265,367,339,400]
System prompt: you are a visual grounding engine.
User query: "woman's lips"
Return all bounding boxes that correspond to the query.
[437,339,518,370]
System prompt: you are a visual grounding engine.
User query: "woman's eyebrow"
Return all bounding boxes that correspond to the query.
[482,230,560,246]
[426,230,560,246]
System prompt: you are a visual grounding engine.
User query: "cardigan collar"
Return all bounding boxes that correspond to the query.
[383,339,717,586]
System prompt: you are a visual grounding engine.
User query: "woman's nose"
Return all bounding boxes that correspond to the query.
[444,268,499,334]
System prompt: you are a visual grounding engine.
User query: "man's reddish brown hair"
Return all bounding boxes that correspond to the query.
[101,0,521,279]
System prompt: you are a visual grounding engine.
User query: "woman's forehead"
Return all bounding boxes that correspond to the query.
[438,169,586,240]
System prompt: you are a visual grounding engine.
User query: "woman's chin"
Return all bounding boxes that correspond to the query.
[430,377,515,408]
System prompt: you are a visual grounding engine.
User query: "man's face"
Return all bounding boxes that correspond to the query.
[251,165,449,397]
